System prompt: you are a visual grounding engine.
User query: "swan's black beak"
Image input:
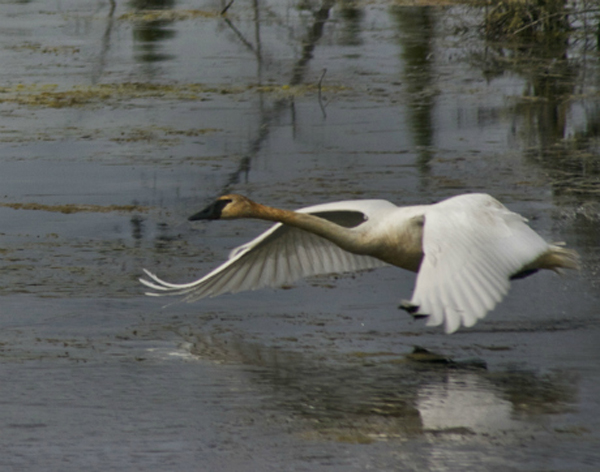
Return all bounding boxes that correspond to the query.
[188,199,232,221]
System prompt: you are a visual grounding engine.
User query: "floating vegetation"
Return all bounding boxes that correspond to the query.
[0,202,148,214]
[110,126,221,144]
[118,9,221,22]
[392,0,477,5]
[0,82,347,109]
[0,83,216,108]
[6,42,80,55]
[249,82,348,98]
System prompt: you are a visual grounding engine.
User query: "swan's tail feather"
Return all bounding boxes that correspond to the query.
[544,244,580,272]
[511,244,579,279]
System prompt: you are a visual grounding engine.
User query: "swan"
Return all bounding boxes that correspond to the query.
[140,193,579,333]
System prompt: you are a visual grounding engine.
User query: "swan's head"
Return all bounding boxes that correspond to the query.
[188,194,256,221]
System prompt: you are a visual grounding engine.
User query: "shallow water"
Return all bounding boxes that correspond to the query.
[0,0,599,470]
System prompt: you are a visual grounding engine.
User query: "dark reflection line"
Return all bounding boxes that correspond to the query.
[317,68,328,118]
[253,0,262,80]
[91,0,117,84]
[222,17,258,55]
[221,0,235,15]
[289,0,336,86]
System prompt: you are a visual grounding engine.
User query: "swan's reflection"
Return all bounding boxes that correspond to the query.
[181,331,576,441]
[418,373,520,434]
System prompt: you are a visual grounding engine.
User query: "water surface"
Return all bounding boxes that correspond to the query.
[0,1,599,470]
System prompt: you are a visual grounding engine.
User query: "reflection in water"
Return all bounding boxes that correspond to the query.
[90,0,117,84]
[473,2,600,203]
[129,0,176,12]
[130,0,177,63]
[130,214,144,246]
[497,32,575,149]
[185,332,576,441]
[290,0,336,86]
[484,0,570,45]
[418,373,517,434]
[390,6,436,177]
[218,0,338,194]
[123,0,599,206]
[336,0,364,47]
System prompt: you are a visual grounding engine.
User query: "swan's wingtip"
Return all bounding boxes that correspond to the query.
[139,276,153,288]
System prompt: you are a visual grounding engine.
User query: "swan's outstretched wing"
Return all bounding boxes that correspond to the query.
[141,200,393,302]
[408,194,550,334]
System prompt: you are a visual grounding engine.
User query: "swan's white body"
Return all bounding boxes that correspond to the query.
[141,193,578,333]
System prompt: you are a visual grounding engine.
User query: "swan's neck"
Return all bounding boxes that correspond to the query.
[254,204,367,255]
[245,201,424,271]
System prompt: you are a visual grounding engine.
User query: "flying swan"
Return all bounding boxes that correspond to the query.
[140,193,579,333]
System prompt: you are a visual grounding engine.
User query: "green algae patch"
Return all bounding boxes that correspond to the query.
[118,9,220,22]
[0,202,148,214]
[0,82,349,109]
[0,82,222,108]
[249,83,349,98]
[110,126,221,144]
[0,82,218,108]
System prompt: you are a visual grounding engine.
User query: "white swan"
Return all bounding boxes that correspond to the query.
[141,193,579,333]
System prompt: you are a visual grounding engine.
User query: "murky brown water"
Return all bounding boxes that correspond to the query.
[0,0,599,470]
